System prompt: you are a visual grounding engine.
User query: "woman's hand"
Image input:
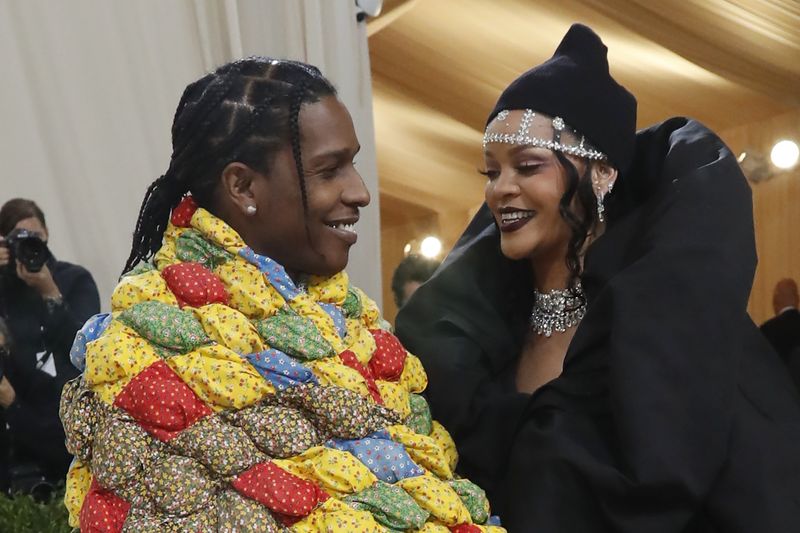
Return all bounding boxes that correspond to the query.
[0,376,16,408]
[16,261,61,299]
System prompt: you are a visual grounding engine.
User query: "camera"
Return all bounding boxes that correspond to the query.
[4,228,50,274]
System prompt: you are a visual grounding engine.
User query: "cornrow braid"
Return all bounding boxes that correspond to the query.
[289,81,310,213]
[122,57,336,276]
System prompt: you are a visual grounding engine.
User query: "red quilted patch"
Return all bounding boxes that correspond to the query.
[232,461,329,519]
[170,195,198,227]
[339,350,384,405]
[162,262,229,308]
[79,479,130,533]
[113,360,212,441]
[450,525,482,533]
[368,329,407,381]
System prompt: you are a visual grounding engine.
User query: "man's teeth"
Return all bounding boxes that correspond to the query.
[500,211,534,224]
[328,222,356,233]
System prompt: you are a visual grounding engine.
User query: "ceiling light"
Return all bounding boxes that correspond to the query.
[770,140,799,170]
[420,236,442,258]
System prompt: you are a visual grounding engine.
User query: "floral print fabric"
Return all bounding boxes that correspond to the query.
[60,198,503,532]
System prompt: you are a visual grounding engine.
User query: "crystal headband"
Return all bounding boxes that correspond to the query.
[483,109,607,161]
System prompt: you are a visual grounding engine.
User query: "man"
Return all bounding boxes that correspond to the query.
[391,254,439,308]
[761,278,800,359]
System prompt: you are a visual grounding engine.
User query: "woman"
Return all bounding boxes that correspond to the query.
[0,199,99,494]
[60,58,503,532]
[397,25,800,531]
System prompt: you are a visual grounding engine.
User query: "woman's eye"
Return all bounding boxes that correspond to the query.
[478,169,500,180]
[517,164,541,174]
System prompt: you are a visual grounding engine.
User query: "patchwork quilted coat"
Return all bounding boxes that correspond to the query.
[59,197,505,532]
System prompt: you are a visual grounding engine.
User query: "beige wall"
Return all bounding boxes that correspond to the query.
[380,194,473,324]
[719,110,800,325]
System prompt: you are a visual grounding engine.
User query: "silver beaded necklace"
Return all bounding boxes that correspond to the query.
[530,283,586,337]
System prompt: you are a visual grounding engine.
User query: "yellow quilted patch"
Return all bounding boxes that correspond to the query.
[353,287,382,329]
[213,259,284,320]
[386,424,453,480]
[307,358,372,400]
[192,303,264,355]
[400,353,428,394]
[343,320,376,365]
[191,207,245,254]
[273,446,377,498]
[153,223,186,270]
[429,421,459,474]
[111,269,178,312]
[376,380,411,419]
[307,271,349,305]
[84,320,161,404]
[418,523,451,533]
[168,344,273,411]
[396,472,471,526]
[64,460,92,528]
[291,496,384,532]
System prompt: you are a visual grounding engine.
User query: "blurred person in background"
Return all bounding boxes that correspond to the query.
[391,253,440,309]
[760,278,800,359]
[0,198,99,496]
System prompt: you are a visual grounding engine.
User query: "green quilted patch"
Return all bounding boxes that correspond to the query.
[254,306,335,360]
[344,481,429,530]
[405,394,433,436]
[448,478,490,524]
[118,300,211,353]
[341,287,362,319]
[176,229,232,270]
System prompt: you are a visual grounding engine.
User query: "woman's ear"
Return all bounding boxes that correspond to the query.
[221,162,260,216]
[591,161,618,199]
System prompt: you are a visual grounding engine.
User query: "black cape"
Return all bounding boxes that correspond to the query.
[396,118,800,532]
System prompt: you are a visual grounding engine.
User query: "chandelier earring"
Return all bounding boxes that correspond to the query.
[594,177,614,223]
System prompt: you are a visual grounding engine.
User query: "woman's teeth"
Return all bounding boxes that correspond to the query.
[500,211,534,224]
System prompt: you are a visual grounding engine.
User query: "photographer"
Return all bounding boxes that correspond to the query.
[0,199,99,494]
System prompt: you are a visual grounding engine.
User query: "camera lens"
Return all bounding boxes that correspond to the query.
[17,238,49,273]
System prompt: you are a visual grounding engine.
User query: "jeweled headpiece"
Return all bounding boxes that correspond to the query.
[483,108,606,161]
[485,24,637,172]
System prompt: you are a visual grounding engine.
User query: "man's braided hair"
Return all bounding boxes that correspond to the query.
[122,57,336,275]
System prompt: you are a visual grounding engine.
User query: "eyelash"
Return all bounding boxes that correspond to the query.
[478,164,541,180]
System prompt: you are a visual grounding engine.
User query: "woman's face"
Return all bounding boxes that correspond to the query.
[238,96,370,277]
[483,111,585,262]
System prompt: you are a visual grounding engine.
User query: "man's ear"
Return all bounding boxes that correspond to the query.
[220,162,260,216]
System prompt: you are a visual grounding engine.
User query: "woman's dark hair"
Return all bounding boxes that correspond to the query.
[122,57,337,275]
[0,198,47,237]
[552,151,600,293]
